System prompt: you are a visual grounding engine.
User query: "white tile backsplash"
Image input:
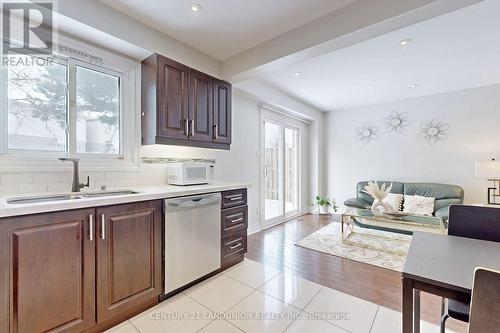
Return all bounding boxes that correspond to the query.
[1,173,33,185]
[18,184,48,194]
[33,173,60,184]
[0,164,168,196]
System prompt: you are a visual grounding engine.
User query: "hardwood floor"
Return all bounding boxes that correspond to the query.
[245,214,467,332]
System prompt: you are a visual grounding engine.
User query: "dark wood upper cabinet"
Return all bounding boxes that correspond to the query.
[0,209,96,333]
[141,53,231,149]
[213,79,232,144]
[142,54,189,140]
[96,201,162,323]
[189,69,213,142]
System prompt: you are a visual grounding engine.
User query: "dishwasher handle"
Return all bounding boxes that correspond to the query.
[166,193,221,210]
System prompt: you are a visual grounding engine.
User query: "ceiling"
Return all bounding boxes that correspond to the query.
[256,0,500,111]
[97,0,354,60]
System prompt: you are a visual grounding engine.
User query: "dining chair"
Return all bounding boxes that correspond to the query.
[441,205,500,333]
[468,267,500,333]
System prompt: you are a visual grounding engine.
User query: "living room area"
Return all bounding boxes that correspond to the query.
[245,1,500,333]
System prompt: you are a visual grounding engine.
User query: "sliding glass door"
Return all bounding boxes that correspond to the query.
[263,119,300,226]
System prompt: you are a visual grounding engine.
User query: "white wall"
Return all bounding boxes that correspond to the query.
[326,84,500,207]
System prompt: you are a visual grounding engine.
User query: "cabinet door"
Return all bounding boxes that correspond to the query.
[96,201,162,322]
[158,56,189,139]
[189,69,213,142]
[0,209,96,333]
[213,79,232,144]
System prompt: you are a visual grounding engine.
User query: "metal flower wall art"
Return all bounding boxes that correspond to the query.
[356,123,377,144]
[419,119,449,144]
[384,111,408,133]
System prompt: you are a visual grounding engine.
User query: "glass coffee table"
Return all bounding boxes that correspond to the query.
[341,208,446,241]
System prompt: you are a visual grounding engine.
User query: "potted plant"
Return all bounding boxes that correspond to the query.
[315,196,338,214]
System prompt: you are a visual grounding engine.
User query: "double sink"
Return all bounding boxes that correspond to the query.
[6,190,140,205]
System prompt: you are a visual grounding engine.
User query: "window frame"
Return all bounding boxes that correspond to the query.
[0,31,141,172]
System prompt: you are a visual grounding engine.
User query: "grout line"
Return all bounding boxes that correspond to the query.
[368,306,380,333]
[298,287,354,333]
[128,320,142,333]
[224,319,246,333]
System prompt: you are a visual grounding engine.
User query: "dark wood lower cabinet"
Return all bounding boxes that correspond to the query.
[0,200,162,333]
[221,190,248,269]
[0,209,96,333]
[96,201,162,322]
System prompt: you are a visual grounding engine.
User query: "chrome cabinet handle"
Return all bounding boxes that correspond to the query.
[190,119,195,136]
[229,196,243,201]
[184,119,189,135]
[214,124,218,139]
[101,214,106,240]
[229,243,242,250]
[230,217,244,224]
[89,214,94,241]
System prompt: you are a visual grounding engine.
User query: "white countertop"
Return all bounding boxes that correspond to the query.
[0,182,251,219]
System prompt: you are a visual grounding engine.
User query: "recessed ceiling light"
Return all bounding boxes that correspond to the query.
[293,71,302,77]
[400,39,412,47]
[410,83,419,88]
[190,3,202,12]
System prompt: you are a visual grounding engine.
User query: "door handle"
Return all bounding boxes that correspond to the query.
[190,119,195,136]
[184,119,189,135]
[101,214,106,240]
[214,124,218,139]
[230,217,244,224]
[89,214,94,241]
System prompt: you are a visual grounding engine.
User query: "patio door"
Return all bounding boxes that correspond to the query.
[262,114,301,227]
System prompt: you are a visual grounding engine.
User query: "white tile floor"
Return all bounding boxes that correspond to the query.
[106,259,457,333]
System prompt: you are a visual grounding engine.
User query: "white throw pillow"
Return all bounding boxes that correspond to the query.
[403,195,435,216]
[383,193,404,211]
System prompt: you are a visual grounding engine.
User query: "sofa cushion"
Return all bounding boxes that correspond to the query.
[404,183,464,211]
[403,195,435,215]
[384,193,404,211]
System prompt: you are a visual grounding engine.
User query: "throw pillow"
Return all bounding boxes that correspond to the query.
[383,193,404,212]
[403,195,435,216]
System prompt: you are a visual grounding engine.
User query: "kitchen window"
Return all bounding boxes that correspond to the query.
[0,36,140,171]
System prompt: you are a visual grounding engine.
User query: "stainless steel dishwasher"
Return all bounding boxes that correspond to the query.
[164,193,221,293]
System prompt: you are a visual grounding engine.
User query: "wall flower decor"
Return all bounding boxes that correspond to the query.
[384,111,408,133]
[419,119,449,144]
[356,123,377,144]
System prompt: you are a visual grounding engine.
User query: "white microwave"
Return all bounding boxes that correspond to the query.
[167,162,215,186]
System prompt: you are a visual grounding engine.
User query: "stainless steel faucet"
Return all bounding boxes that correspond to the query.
[59,158,90,192]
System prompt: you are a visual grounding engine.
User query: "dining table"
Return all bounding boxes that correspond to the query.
[402,231,500,333]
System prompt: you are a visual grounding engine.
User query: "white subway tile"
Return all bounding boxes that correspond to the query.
[47,183,71,193]
[105,172,124,181]
[1,173,33,185]
[33,173,60,183]
[0,184,19,195]
[17,184,48,194]
[59,173,73,182]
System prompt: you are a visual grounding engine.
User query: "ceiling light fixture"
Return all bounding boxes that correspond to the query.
[190,3,203,12]
[410,83,419,88]
[400,39,412,47]
[293,71,302,77]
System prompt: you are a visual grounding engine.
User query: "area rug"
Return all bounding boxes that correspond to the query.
[296,222,411,272]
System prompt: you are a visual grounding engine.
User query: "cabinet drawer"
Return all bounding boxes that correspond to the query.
[222,205,248,235]
[222,230,247,268]
[221,189,247,209]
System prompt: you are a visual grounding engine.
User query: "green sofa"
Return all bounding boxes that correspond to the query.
[344,181,464,222]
